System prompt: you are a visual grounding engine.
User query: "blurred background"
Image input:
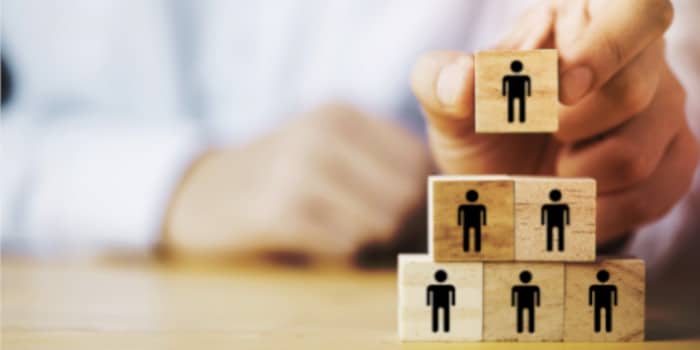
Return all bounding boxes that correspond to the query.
[2,0,538,262]
[2,0,700,337]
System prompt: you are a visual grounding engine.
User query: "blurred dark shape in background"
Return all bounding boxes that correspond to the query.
[2,55,12,106]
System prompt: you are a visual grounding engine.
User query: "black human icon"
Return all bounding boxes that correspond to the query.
[511,270,540,333]
[457,190,487,252]
[541,189,570,252]
[426,269,456,333]
[589,269,618,333]
[502,60,531,123]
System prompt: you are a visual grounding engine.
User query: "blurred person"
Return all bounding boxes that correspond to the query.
[1,0,700,325]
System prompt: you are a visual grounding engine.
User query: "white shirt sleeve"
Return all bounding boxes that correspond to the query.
[1,111,203,256]
[1,0,202,256]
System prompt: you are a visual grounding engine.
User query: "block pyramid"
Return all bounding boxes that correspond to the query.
[398,50,645,343]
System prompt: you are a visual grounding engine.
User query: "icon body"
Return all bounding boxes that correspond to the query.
[457,190,487,252]
[502,60,531,123]
[541,189,570,251]
[511,270,540,333]
[589,269,618,332]
[426,269,455,333]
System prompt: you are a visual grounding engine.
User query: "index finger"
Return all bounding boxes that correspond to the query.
[557,0,673,104]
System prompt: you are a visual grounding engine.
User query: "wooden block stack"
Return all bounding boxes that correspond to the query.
[399,50,645,343]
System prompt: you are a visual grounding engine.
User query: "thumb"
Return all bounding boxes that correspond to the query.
[410,51,474,140]
[558,0,673,104]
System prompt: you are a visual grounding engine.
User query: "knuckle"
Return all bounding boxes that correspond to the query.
[650,0,674,30]
[311,104,363,135]
[293,121,333,153]
[306,125,331,146]
[267,163,316,218]
[266,177,299,216]
[275,184,325,226]
[618,80,653,114]
[677,85,688,107]
[608,140,653,185]
[296,194,331,225]
[324,106,354,126]
[667,73,688,107]
[602,34,626,67]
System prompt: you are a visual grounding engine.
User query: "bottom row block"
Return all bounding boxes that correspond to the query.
[398,255,644,342]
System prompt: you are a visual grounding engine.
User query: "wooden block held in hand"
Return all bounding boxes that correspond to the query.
[564,259,645,342]
[483,262,565,341]
[398,254,483,341]
[514,177,596,262]
[429,176,514,261]
[475,49,558,133]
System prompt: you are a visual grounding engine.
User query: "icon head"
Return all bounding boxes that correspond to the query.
[434,269,448,283]
[519,270,532,284]
[466,190,479,202]
[549,189,562,202]
[596,269,610,283]
[510,60,523,73]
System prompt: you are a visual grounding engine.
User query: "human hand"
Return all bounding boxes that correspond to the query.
[411,0,699,243]
[162,104,430,262]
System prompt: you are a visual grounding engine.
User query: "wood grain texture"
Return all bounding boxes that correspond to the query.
[483,262,564,342]
[514,177,596,262]
[398,254,483,341]
[429,176,514,262]
[3,258,697,349]
[564,259,645,342]
[475,49,558,133]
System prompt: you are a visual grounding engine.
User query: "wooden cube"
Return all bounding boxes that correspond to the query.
[398,254,483,341]
[483,262,565,341]
[514,177,596,262]
[429,176,514,261]
[475,49,558,133]
[564,259,645,342]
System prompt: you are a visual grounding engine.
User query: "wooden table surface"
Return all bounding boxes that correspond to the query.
[2,258,698,350]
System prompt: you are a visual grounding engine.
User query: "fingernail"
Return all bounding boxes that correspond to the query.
[437,56,471,107]
[561,66,593,103]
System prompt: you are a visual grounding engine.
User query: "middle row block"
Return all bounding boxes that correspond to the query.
[429,175,596,262]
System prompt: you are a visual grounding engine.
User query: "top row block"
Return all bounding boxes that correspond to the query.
[429,176,596,262]
[475,49,558,133]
